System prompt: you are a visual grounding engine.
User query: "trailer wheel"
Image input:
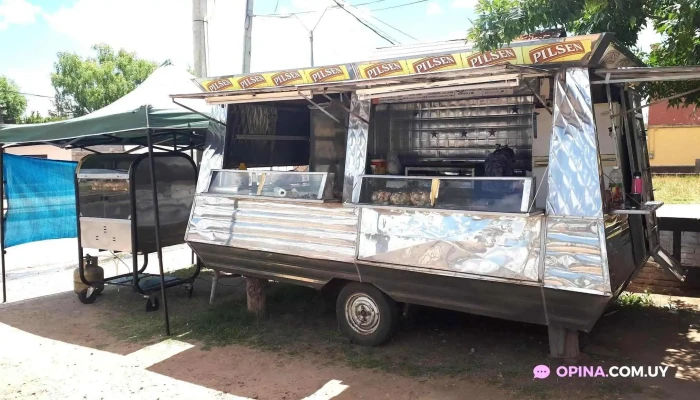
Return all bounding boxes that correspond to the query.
[77,288,97,305]
[336,283,398,346]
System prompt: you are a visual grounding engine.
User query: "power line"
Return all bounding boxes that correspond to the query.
[256,0,389,18]
[371,0,427,12]
[370,13,418,40]
[18,92,54,99]
[332,0,397,44]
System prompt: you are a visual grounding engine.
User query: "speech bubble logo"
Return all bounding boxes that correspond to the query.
[533,365,550,379]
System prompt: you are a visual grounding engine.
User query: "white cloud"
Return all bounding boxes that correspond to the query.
[19,0,384,114]
[0,0,41,30]
[451,0,478,8]
[44,0,193,67]
[426,1,443,15]
[3,66,54,116]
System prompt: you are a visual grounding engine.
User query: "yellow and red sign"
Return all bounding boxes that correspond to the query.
[303,65,352,84]
[407,54,464,74]
[462,47,524,68]
[356,60,410,79]
[522,39,592,64]
[195,36,602,93]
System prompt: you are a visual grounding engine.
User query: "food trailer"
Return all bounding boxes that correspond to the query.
[172,33,690,356]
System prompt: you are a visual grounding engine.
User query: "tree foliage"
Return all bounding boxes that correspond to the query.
[0,76,28,124]
[51,44,157,117]
[467,0,700,105]
[18,111,66,124]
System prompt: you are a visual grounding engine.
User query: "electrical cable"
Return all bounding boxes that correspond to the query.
[256,0,389,18]
[370,13,418,40]
[371,0,427,11]
[17,92,54,99]
[332,0,397,44]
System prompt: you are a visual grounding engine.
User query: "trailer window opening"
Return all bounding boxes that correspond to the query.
[220,93,350,200]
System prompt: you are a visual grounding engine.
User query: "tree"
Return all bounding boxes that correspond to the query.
[51,44,157,117]
[0,76,28,124]
[18,111,66,124]
[467,0,700,105]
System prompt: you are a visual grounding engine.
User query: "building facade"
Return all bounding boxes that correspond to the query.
[648,100,700,172]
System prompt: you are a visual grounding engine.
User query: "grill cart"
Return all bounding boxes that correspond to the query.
[75,153,199,310]
[171,32,694,357]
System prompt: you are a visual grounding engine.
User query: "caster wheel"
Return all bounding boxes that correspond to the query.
[336,282,399,347]
[185,283,194,298]
[78,288,98,305]
[145,296,160,312]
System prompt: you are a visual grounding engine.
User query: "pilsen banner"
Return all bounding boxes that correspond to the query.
[195,36,597,93]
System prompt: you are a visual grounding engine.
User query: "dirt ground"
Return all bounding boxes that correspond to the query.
[1,274,700,399]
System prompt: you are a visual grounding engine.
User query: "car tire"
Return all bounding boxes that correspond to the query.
[336,282,398,346]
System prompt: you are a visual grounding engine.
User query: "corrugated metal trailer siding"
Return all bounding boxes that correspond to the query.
[187,195,359,262]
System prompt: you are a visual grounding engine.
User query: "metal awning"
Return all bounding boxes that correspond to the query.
[170,64,553,105]
[592,66,700,84]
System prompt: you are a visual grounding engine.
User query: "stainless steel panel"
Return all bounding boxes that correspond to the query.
[310,105,347,197]
[343,94,371,202]
[547,68,605,217]
[370,96,534,167]
[357,208,542,282]
[543,217,611,295]
[80,217,132,252]
[187,195,359,262]
[196,105,227,193]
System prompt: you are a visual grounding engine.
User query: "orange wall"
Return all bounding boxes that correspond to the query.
[5,145,73,161]
[648,126,700,167]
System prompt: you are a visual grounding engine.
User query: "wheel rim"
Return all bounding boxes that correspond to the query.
[345,292,381,335]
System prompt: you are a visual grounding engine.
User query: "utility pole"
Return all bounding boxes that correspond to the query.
[240,0,266,317]
[293,7,328,66]
[242,0,255,73]
[192,0,208,78]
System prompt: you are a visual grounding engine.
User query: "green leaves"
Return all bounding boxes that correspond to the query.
[466,0,700,105]
[0,76,27,124]
[50,44,157,117]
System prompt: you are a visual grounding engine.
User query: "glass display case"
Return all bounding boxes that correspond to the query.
[207,170,335,201]
[352,175,535,213]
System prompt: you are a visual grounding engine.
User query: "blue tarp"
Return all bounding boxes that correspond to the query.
[3,154,78,247]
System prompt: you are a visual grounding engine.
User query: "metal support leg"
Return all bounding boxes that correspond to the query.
[146,129,171,336]
[209,270,219,305]
[0,147,6,303]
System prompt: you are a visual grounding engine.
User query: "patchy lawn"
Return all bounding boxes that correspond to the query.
[653,174,700,204]
[93,272,700,400]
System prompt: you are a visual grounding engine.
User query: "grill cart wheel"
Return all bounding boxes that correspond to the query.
[145,295,160,312]
[77,288,98,305]
[185,283,194,298]
[336,283,399,346]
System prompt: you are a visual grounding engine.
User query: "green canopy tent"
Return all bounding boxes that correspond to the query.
[0,63,214,150]
[0,64,219,337]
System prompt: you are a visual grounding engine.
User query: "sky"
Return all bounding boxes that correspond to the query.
[0,0,660,116]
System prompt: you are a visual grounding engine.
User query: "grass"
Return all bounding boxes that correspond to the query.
[615,291,655,310]
[98,266,693,399]
[97,278,657,400]
[652,174,700,204]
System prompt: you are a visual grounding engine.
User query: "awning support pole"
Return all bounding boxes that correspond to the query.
[1,146,6,303]
[146,128,171,336]
[523,79,552,115]
[322,94,369,124]
[299,92,340,123]
[610,85,700,119]
[172,99,227,127]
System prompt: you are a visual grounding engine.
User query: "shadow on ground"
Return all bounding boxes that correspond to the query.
[1,273,700,399]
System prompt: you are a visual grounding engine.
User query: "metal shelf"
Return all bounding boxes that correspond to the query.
[403,125,533,131]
